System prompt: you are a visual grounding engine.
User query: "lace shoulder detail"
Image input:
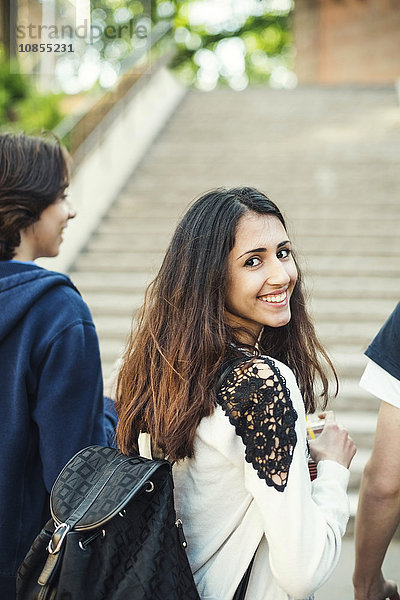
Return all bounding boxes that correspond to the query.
[216,356,298,492]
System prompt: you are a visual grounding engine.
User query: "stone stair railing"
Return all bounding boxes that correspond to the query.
[38,22,187,275]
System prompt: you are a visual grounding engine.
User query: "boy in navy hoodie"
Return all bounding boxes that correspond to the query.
[0,133,117,598]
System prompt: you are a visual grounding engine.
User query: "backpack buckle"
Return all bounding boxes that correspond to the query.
[48,523,70,554]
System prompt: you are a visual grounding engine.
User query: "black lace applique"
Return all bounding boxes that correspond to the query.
[216,357,298,492]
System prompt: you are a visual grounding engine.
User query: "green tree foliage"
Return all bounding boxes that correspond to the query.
[65,0,293,92]
[1,1,294,130]
[0,46,63,132]
[152,0,294,89]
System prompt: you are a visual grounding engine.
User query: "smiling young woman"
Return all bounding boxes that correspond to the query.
[116,186,356,600]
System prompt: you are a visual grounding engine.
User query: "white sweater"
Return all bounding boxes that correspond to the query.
[173,357,350,600]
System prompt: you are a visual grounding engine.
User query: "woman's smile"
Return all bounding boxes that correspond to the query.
[257,289,288,305]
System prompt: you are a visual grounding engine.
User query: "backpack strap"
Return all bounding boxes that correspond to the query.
[233,554,255,600]
[138,432,153,459]
[216,355,249,390]
[216,355,257,599]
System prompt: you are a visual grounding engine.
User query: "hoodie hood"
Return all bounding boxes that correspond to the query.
[0,262,78,342]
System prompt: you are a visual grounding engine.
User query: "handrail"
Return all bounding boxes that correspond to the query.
[53,20,173,158]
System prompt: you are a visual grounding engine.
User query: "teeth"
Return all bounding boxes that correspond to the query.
[259,291,287,304]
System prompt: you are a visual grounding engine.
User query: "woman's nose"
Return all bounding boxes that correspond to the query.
[267,259,290,286]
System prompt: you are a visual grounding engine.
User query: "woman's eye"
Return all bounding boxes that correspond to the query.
[277,248,291,259]
[245,256,261,267]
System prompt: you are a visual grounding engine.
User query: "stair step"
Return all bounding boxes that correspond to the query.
[317,323,382,348]
[334,411,378,450]
[74,252,164,272]
[86,232,171,253]
[97,217,178,234]
[82,292,143,315]
[303,255,400,276]
[310,298,397,321]
[70,271,154,292]
[291,218,400,236]
[107,197,187,217]
[304,276,400,300]
[333,379,380,412]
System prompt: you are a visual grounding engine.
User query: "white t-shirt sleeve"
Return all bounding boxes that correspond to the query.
[360,359,400,409]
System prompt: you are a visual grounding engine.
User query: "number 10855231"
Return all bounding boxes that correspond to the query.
[18,43,74,53]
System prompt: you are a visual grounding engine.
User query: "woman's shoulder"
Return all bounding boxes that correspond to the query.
[257,354,298,387]
[216,352,298,419]
[216,351,304,424]
[221,351,297,390]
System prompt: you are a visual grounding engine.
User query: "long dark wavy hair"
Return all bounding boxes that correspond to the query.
[116,187,337,460]
[0,132,70,260]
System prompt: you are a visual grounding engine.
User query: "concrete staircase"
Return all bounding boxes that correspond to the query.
[69,86,400,532]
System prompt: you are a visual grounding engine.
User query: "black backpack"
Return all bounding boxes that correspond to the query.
[16,358,253,600]
[16,445,201,600]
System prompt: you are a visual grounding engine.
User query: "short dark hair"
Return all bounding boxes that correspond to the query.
[0,132,70,260]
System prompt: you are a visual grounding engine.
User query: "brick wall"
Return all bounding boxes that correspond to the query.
[294,0,400,84]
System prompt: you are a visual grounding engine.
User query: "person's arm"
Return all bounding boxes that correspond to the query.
[353,400,400,600]
[218,358,355,598]
[32,320,116,491]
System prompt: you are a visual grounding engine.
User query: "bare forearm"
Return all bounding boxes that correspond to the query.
[353,469,400,597]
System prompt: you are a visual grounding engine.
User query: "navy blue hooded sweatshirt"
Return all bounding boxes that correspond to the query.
[0,261,117,598]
